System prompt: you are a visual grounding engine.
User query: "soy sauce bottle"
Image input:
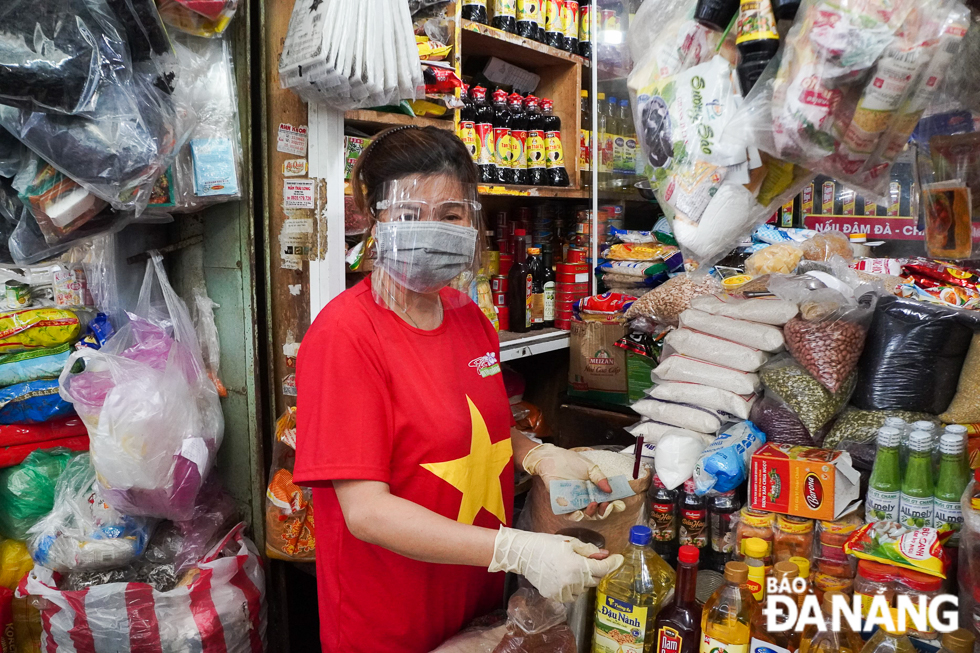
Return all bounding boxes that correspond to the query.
[578,0,593,59]
[516,0,543,42]
[492,0,518,33]
[649,474,679,568]
[679,478,708,566]
[541,99,570,187]
[458,84,480,164]
[708,490,740,574]
[563,0,579,54]
[462,0,489,23]
[471,86,497,184]
[491,89,514,184]
[507,230,532,332]
[545,0,565,49]
[527,246,545,329]
[541,244,556,328]
[525,96,547,186]
[735,0,779,94]
[508,93,529,185]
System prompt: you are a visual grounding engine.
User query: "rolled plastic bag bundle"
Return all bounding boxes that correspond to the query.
[0,448,73,540]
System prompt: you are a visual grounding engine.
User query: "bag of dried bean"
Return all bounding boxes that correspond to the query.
[759,357,855,436]
[624,274,721,326]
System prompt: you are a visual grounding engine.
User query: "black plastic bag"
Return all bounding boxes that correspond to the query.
[853,295,980,414]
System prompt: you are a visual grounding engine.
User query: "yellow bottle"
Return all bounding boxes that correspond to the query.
[799,591,865,653]
[593,525,676,653]
[750,561,802,653]
[858,622,916,653]
[743,537,768,602]
[701,561,757,653]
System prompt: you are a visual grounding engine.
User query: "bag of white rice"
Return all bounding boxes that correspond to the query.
[678,309,785,352]
[648,381,757,420]
[632,397,724,433]
[626,419,713,444]
[690,295,799,326]
[654,354,761,395]
[664,328,770,372]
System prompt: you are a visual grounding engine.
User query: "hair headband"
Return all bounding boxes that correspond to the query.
[357,125,422,181]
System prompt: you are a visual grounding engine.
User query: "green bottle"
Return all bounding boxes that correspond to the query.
[866,426,902,523]
[934,431,970,544]
[899,430,934,529]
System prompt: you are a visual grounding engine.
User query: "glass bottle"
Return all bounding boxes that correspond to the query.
[580,89,591,188]
[654,545,703,653]
[541,99,570,186]
[799,591,865,653]
[934,431,970,543]
[858,624,916,653]
[524,96,547,186]
[899,430,935,529]
[709,490,740,574]
[506,230,531,332]
[491,89,514,184]
[620,98,637,177]
[679,479,708,563]
[462,0,489,23]
[937,629,976,653]
[492,0,518,32]
[541,245,556,329]
[735,0,778,94]
[527,246,544,329]
[701,561,756,653]
[944,424,970,476]
[866,426,902,523]
[743,537,768,602]
[901,420,935,473]
[649,474,679,568]
[606,95,622,176]
[750,561,800,653]
[593,525,676,653]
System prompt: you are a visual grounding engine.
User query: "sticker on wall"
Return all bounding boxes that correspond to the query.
[283,179,316,209]
[279,217,314,270]
[283,159,308,177]
[277,123,308,156]
[282,373,297,397]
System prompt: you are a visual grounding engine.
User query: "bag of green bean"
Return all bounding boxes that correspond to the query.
[759,357,855,436]
[823,407,939,448]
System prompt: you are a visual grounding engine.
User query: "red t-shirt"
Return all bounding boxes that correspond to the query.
[294,278,514,652]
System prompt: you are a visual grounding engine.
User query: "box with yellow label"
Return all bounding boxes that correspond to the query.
[750,443,861,521]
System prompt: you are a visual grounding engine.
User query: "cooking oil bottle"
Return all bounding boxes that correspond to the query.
[593,525,676,653]
[858,622,916,653]
[799,591,864,653]
[701,561,756,653]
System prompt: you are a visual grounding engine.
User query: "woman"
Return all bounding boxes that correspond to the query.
[294,126,624,652]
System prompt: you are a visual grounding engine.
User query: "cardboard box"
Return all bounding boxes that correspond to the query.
[749,443,861,521]
[568,320,628,404]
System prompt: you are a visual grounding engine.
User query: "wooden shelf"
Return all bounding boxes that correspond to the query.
[479,184,589,199]
[344,109,454,131]
[460,20,589,68]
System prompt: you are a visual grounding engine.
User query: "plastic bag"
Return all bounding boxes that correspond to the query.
[759,358,855,435]
[0,539,32,591]
[11,154,108,245]
[633,397,724,433]
[191,286,226,397]
[677,309,785,353]
[745,243,804,276]
[172,476,238,575]
[726,0,969,199]
[59,253,224,521]
[624,274,721,325]
[0,346,72,388]
[689,295,799,326]
[941,333,980,424]
[823,407,938,448]
[27,454,153,573]
[655,431,709,490]
[647,382,757,420]
[853,295,980,413]
[493,588,576,653]
[664,328,770,372]
[693,421,766,496]
[158,0,237,37]
[0,449,73,540]
[801,232,854,263]
[0,380,74,425]
[749,394,820,447]
[22,523,266,653]
[266,408,315,562]
[0,309,79,355]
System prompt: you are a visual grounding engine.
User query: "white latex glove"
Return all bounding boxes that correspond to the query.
[488,526,624,603]
[523,443,628,520]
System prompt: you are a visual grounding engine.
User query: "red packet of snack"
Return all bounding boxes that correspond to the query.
[843,521,953,578]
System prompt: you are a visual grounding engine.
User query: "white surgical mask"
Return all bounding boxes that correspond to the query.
[374,221,477,293]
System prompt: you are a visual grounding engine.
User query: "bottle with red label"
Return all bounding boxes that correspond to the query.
[679,478,708,560]
[524,96,547,186]
[491,89,514,184]
[653,545,703,653]
[471,86,497,183]
[541,98,570,186]
[708,490,740,574]
[649,474,679,567]
[458,84,480,165]
[507,93,528,185]
[507,230,532,332]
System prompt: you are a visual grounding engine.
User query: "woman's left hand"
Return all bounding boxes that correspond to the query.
[522,443,627,521]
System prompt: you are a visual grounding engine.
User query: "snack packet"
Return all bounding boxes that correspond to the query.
[843,521,953,578]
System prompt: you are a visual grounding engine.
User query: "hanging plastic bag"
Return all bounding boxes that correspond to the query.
[59,252,224,521]
[157,0,236,37]
[27,454,153,573]
[20,523,266,653]
[0,449,73,541]
[192,286,226,397]
[493,588,576,653]
[265,408,315,562]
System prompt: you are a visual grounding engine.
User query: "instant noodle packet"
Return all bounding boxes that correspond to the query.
[843,521,953,578]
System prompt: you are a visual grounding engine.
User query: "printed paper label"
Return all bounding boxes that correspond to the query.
[594,591,648,653]
[277,123,308,156]
[283,180,315,209]
[545,131,565,167]
[866,488,900,522]
[933,498,963,535]
[701,634,748,653]
[282,159,308,177]
[899,493,934,529]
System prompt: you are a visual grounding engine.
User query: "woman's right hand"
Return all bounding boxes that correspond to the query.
[487,526,624,603]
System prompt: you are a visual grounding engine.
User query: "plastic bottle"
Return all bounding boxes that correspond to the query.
[527,247,545,329]
[524,96,547,186]
[508,92,529,185]
[799,591,865,653]
[471,86,497,183]
[541,245,556,328]
[701,561,756,653]
[750,560,801,653]
[544,0,565,48]
[899,430,935,530]
[770,0,800,20]
[934,431,970,543]
[679,479,709,564]
[462,0,489,23]
[788,556,813,610]
[611,97,626,175]
[492,0,518,32]
[507,230,532,332]
[491,89,514,184]
[943,424,969,477]
[654,545,703,653]
[606,95,622,175]
[866,427,902,523]
[649,474,680,568]
[563,0,580,54]
[743,537,768,602]
[858,624,916,653]
[541,99,570,186]
[593,525,676,653]
[735,0,779,95]
[516,0,543,42]
[620,99,637,176]
[580,89,591,188]
[937,629,976,653]
[708,490,740,574]
[694,0,739,31]
[578,0,592,58]
[598,94,614,182]
[457,85,480,167]
[901,420,935,476]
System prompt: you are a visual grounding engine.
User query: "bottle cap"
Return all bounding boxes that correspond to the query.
[620,99,629,107]
[581,90,589,98]
[941,629,976,653]
[678,545,700,565]
[945,424,968,436]
[629,525,653,546]
[597,92,606,100]
[849,233,868,243]
[876,426,901,448]
[652,474,665,489]
[744,537,768,559]
[528,247,541,255]
[724,561,749,584]
[541,98,554,110]
[493,88,507,102]
[776,515,813,533]
[858,560,896,583]
[822,590,845,614]
[912,421,936,432]
[471,85,487,99]
[940,432,965,455]
[608,96,617,104]
[774,560,800,581]
[789,556,810,578]
[908,430,934,451]
[883,417,906,429]
[900,567,943,592]
[739,507,775,528]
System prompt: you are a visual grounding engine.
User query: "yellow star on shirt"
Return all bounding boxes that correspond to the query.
[420,396,513,525]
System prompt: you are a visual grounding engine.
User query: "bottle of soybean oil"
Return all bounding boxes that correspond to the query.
[701,561,756,653]
[593,525,676,653]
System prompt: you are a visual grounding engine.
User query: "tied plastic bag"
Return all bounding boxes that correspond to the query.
[759,358,855,436]
[27,454,153,573]
[59,252,224,521]
[493,588,576,653]
[21,523,266,653]
[693,421,766,495]
[655,431,709,490]
[0,449,73,540]
[266,408,315,562]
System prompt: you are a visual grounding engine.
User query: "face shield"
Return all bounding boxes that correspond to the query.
[371,175,484,300]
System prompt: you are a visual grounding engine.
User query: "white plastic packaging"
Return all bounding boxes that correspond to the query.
[632,397,724,433]
[678,309,786,352]
[690,295,799,326]
[654,354,761,395]
[655,431,709,490]
[664,328,770,372]
[648,382,757,420]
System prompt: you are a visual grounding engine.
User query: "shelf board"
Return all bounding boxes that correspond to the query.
[499,327,570,361]
[460,20,588,68]
[479,184,589,199]
[344,109,454,131]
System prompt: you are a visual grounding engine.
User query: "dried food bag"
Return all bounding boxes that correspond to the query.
[0,346,72,388]
[627,419,707,445]
[745,243,804,276]
[0,539,32,591]
[759,358,855,435]
[749,394,819,447]
[26,454,152,573]
[11,156,108,245]
[0,449,73,540]
[677,309,785,352]
[0,380,74,425]
[801,231,854,263]
[22,523,266,653]
[632,397,725,433]
[175,0,237,21]
[653,354,761,395]
[941,333,980,424]
[655,431,708,490]
[823,407,938,448]
[624,274,721,325]
[693,421,766,495]
[59,253,223,521]
[0,309,80,355]
[726,0,969,199]
[690,295,799,326]
[266,408,315,562]
[647,382,757,420]
[158,0,236,38]
[493,588,576,653]
[853,295,979,413]
[664,328,770,372]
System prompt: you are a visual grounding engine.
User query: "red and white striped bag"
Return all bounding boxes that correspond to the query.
[19,524,265,653]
